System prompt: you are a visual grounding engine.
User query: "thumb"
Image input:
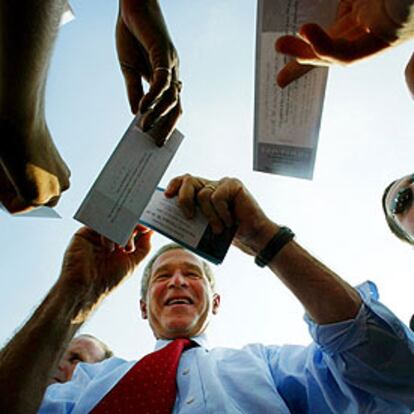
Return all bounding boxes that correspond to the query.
[130,229,153,263]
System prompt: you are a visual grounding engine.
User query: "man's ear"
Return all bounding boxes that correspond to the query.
[140,299,148,319]
[212,293,220,315]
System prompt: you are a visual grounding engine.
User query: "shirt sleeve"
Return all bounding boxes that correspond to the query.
[268,281,414,414]
[38,364,91,413]
[38,358,113,414]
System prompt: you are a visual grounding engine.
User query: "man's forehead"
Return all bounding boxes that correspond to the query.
[151,249,203,273]
[69,336,101,353]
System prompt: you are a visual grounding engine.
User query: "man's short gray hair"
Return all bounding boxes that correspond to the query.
[77,334,113,359]
[140,243,216,299]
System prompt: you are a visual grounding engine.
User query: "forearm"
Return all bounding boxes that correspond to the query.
[252,220,362,325]
[0,0,66,123]
[0,281,96,414]
[120,0,174,50]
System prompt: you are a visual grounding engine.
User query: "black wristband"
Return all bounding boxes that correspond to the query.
[255,226,295,268]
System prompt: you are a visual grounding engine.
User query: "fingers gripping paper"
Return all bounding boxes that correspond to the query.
[140,188,237,264]
[75,116,184,246]
[75,117,235,264]
[254,0,338,179]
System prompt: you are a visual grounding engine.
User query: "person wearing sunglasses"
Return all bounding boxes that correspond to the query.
[382,173,414,244]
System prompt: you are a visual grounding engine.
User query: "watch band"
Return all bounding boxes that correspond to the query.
[255,226,295,268]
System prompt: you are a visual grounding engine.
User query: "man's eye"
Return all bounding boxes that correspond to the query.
[155,274,170,280]
[69,356,82,363]
[187,272,201,279]
[391,187,413,214]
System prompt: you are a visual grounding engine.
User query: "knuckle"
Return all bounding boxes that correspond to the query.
[182,173,193,183]
[197,189,210,203]
[46,195,60,208]
[210,192,221,204]
[220,176,241,189]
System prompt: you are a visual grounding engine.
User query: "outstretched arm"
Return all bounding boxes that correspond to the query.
[276,0,414,89]
[0,0,71,213]
[165,175,361,324]
[0,226,152,414]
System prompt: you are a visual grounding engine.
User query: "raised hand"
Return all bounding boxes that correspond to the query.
[275,0,414,87]
[116,0,182,145]
[165,174,279,256]
[59,225,153,303]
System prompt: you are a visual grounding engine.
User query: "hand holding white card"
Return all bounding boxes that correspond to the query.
[254,0,338,179]
[75,115,184,246]
[140,188,237,264]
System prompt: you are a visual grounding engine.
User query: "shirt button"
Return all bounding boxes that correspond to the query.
[186,397,195,405]
[182,368,190,375]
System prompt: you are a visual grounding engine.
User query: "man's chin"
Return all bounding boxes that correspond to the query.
[165,322,194,338]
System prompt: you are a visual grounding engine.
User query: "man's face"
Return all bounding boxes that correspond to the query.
[384,173,414,242]
[140,249,220,339]
[51,336,106,384]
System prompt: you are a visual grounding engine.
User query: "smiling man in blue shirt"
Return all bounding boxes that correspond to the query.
[1,174,414,414]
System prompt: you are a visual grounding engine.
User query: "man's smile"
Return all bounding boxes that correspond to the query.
[165,296,194,306]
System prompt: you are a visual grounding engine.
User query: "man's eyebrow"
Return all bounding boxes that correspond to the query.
[69,351,83,360]
[153,262,203,275]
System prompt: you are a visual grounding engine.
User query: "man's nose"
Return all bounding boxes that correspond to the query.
[58,361,74,382]
[168,271,188,288]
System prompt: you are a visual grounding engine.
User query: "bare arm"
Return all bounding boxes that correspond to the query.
[245,219,362,324]
[0,283,86,414]
[166,175,361,324]
[0,226,152,414]
[0,0,70,212]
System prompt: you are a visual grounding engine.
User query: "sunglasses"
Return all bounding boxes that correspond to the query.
[390,175,414,214]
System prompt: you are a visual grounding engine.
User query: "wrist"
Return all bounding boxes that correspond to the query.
[247,219,281,256]
[255,226,295,268]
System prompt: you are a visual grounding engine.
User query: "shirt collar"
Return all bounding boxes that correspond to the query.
[154,333,209,351]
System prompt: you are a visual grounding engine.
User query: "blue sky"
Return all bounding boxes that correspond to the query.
[1,0,414,360]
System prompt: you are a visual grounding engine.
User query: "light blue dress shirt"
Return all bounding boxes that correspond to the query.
[40,282,414,413]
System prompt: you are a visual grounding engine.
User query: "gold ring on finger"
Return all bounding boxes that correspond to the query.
[204,184,217,192]
[154,67,172,74]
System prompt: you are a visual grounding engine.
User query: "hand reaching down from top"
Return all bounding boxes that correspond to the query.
[116,0,182,145]
[0,118,70,214]
[276,0,414,88]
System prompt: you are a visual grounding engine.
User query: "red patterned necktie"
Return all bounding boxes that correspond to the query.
[91,338,193,414]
